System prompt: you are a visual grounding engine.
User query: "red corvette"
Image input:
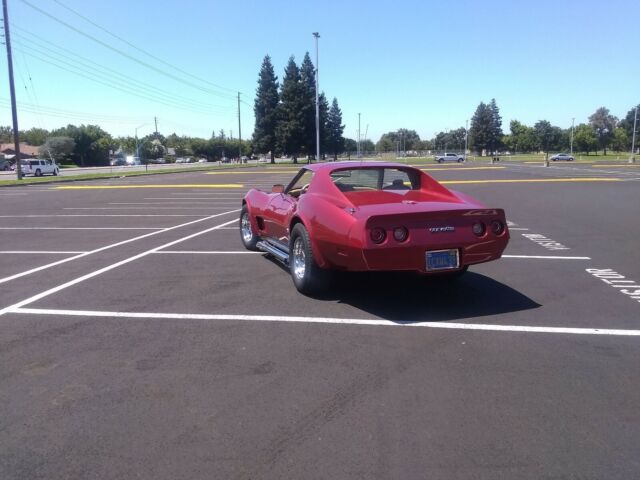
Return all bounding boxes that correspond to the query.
[240,162,509,293]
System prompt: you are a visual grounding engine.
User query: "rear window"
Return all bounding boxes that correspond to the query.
[330,168,419,192]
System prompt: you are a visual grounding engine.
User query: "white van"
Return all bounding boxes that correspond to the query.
[21,159,60,176]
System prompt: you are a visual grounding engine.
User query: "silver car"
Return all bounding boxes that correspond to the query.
[550,153,575,161]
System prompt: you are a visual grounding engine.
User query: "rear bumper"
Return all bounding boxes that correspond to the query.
[321,238,508,272]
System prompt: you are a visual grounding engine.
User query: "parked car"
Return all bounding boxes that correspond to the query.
[240,162,509,294]
[110,158,126,166]
[20,159,59,176]
[550,153,575,161]
[434,153,465,163]
[0,158,11,171]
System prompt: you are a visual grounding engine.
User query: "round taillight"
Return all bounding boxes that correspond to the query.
[393,226,408,242]
[370,227,386,244]
[472,222,486,236]
[491,220,504,235]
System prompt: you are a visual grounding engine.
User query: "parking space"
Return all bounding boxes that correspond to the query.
[1,163,639,479]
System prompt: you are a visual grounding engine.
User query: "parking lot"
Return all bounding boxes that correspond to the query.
[1,161,640,479]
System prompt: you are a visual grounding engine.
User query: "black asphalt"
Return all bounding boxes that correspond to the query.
[1,162,639,479]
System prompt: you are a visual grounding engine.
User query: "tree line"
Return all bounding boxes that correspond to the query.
[252,54,345,163]
[0,125,252,166]
[468,101,638,156]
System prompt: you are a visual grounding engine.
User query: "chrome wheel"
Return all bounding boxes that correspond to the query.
[292,237,306,280]
[241,212,253,243]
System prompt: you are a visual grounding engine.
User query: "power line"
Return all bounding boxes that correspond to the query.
[0,97,147,123]
[12,28,235,113]
[50,0,240,95]
[12,33,234,115]
[20,0,238,100]
[14,47,236,117]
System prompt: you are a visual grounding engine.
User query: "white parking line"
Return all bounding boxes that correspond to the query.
[0,210,239,286]
[0,227,163,230]
[502,255,591,260]
[9,307,640,337]
[0,251,88,254]
[0,214,207,217]
[110,202,239,205]
[153,250,261,254]
[0,217,238,315]
[64,207,236,210]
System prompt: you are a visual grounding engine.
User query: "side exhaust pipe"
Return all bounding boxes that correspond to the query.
[256,240,289,264]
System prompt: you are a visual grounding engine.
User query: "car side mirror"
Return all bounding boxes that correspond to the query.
[271,184,284,193]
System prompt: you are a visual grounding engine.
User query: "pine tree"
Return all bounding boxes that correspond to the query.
[276,56,308,163]
[470,99,503,155]
[299,52,317,158]
[326,98,345,160]
[318,92,329,158]
[252,55,279,163]
[489,98,503,154]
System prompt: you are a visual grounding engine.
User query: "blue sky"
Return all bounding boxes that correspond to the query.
[1,0,638,142]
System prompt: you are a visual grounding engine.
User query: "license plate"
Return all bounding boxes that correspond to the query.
[426,249,459,271]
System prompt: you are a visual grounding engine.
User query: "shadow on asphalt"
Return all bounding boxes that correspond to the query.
[315,271,540,323]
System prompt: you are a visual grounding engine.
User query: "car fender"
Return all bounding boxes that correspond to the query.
[243,189,269,234]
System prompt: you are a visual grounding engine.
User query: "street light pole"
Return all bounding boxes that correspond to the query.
[570,117,575,156]
[631,106,638,164]
[313,32,320,163]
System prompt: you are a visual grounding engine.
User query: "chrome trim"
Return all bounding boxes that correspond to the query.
[256,241,289,264]
[292,237,306,280]
[241,212,253,243]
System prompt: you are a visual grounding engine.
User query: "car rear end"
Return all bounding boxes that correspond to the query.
[360,208,509,273]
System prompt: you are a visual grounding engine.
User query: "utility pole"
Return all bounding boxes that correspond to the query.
[357,113,361,157]
[154,116,158,135]
[570,117,575,156]
[313,32,320,163]
[631,106,637,164]
[237,92,242,162]
[3,0,21,180]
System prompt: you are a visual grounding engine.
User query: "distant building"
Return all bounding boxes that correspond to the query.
[0,142,40,160]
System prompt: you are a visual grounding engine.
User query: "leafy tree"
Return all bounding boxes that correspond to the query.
[252,55,280,163]
[588,107,618,155]
[0,126,12,143]
[52,124,113,166]
[533,120,557,153]
[377,129,421,152]
[611,127,629,152]
[507,120,537,152]
[360,139,375,152]
[21,127,49,146]
[116,136,137,154]
[344,138,357,156]
[40,137,75,162]
[573,123,598,154]
[434,128,466,152]
[276,56,309,163]
[618,104,639,145]
[326,97,345,160]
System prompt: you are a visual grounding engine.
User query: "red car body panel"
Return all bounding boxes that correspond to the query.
[242,162,509,273]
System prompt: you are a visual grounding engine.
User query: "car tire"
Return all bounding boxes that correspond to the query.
[53,169,58,176]
[289,223,330,294]
[239,205,259,251]
[35,169,42,177]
